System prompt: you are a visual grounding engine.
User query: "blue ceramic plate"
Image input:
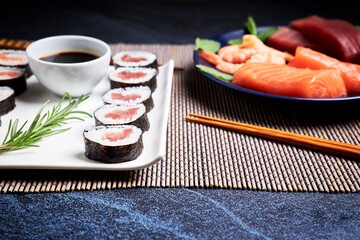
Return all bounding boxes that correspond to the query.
[193,27,360,102]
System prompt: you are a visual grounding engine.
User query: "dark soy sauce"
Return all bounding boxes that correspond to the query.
[40,51,99,63]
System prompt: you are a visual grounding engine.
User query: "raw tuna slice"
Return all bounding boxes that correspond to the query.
[290,15,360,63]
[94,104,150,131]
[288,46,360,93]
[112,51,158,70]
[232,62,347,98]
[266,27,324,55]
[108,67,157,91]
[103,86,154,112]
[111,92,141,101]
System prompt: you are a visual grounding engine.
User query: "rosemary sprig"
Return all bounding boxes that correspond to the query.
[0,92,91,152]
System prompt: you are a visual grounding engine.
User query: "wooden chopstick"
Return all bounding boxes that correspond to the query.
[185,113,360,160]
[0,38,30,50]
[188,113,360,151]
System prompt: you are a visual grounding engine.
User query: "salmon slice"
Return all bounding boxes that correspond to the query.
[232,62,347,98]
[288,46,360,93]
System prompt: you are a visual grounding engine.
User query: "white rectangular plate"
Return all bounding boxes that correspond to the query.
[0,60,174,170]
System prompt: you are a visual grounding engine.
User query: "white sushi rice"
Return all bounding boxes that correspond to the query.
[112,51,156,67]
[108,67,156,83]
[94,104,146,125]
[103,86,151,105]
[0,86,14,101]
[0,50,28,66]
[0,66,24,80]
[84,125,142,147]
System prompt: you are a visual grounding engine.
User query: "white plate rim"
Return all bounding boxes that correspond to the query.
[0,59,174,171]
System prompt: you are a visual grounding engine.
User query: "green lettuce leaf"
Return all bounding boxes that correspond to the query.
[195,38,221,53]
[196,64,233,82]
[227,38,243,45]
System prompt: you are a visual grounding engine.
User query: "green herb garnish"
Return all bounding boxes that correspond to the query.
[196,64,233,82]
[195,37,221,53]
[228,16,279,44]
[257,26,279,42]
[0,93,91,152]
[245,15,257,35]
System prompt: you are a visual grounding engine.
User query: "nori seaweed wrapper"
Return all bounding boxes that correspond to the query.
[0,86,15,115]
[0,67,27,95]
[83,125,144,163]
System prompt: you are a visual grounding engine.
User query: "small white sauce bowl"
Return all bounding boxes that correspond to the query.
[26,35,111,97]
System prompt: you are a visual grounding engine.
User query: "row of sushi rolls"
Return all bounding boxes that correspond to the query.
[84,51,158,163]
[0,44,159,163]
[198,15,360,99]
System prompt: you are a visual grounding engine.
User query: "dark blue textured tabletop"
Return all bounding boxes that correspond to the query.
[1,1,360,239]
[2,189,360,239]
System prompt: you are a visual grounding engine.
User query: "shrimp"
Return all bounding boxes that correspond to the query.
[198,50,243,74]
[217,44,256,64]
[242,34,294,62]
[197,34,294,75]
[247,51,286,64]
[216,34,294,64]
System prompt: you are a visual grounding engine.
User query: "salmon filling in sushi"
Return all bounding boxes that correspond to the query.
[94,104,149,131]
[0,50,28,68]
[112,51,158,70]
[84,125,143,163]
[0,50,31,78]
[0,66,26,95]
[0,69,23,79]
[108,67,157,91]
[0,86,15,115]
[103,86,153,111]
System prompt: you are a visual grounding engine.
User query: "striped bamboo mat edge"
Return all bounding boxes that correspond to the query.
[1,43,360,193]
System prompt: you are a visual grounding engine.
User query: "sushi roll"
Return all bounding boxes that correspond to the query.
[0,86,15,115]
[112,51,158,71]
[0,49,28,68]
[108,67,157,92]
[103,86,154,112]
[94,104,149,131]
[83,125,143,163]
[0,49,31,77]
[0,66,26,95]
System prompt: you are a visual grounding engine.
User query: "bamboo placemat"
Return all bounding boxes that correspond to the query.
[1,43,360,193]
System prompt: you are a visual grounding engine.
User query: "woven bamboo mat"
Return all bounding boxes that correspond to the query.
[1,43,360,193]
